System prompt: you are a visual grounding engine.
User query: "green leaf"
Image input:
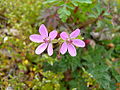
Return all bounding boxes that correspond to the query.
[43,0,58,4]
[78,0,92,3]
[71,1,78,6]
[58,6,71,22]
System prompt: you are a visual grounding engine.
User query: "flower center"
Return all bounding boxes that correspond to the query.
[44,37,50,43]
[66,38,73,44]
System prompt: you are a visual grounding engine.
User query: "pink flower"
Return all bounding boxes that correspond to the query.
[60,29,85,56]
[29,24,57,56]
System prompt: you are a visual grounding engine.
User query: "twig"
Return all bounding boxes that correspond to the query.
[79,10,105,29]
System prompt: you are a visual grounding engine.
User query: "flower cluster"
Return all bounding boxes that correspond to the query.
[29,24,85,56]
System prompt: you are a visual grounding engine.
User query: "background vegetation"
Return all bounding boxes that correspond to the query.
[0,0,120,89]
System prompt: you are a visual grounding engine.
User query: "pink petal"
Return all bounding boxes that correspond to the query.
[72,39,85,47]
[29,34,43,43]
[60,42,67,54]
[70,29,80,38]
[35,43,48,55]
[47,43,53,56]
[60,32,69,40]
[49,30,58,40]
[68,44,76,56]
[39,24,48,38]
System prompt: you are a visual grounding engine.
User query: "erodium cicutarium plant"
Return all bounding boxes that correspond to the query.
[29,24,85,56]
